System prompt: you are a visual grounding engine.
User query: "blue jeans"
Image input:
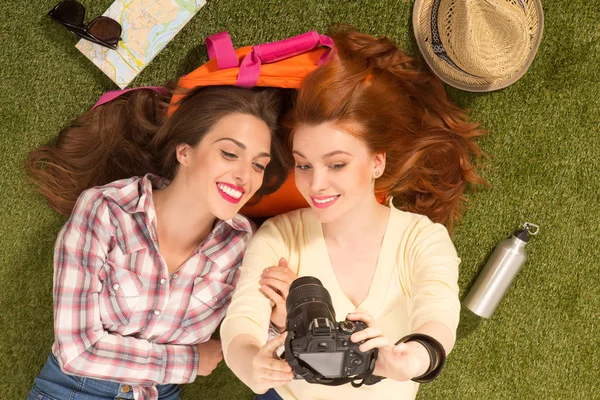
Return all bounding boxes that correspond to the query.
[254,389,284,400]
[28,353,181,400]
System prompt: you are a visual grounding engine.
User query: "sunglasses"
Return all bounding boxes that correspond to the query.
[48,0,122,50]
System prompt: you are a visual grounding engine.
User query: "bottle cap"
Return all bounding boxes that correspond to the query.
[514,222,539,243]
[515,227,530,242]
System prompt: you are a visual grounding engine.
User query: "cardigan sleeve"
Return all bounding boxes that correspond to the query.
[220,216,291,360]
[404,217,461,341]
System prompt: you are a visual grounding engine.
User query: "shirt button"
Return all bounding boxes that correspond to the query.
[160,278,166,285]
[121,385,131,393]
[113,284,120,290]
[211,296,217,302]
[154,310,161,315]
[172,274,178,280]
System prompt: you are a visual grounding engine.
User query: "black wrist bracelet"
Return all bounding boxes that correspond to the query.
[395,333,447,383]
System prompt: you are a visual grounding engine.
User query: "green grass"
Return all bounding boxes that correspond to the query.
[1,0,599,398]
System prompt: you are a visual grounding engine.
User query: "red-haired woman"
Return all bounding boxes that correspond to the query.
[26,86,292,400]
[221,26,486,400]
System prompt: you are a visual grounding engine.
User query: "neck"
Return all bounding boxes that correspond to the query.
[321,194,390,246]
[153,177,216,251]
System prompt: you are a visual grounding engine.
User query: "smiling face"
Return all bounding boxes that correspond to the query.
[176,112,272,220]
[292,122,385,224]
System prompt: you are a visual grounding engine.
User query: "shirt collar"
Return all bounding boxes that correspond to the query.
[224,213,255,234]
[136,174,169,216]
[194,213,254,268]
[114,174,254,235]
[197,214,254,253]
[103,174,254,259]
[102,173,168,215]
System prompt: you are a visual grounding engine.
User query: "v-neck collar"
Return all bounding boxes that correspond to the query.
[306,205,401,318]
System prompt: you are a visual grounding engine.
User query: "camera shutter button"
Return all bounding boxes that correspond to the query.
[340,320,356,334]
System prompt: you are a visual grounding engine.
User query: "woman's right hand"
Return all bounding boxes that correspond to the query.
[249,332,294,394]
[260,258,296,331]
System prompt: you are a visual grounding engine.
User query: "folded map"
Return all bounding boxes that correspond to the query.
[76,0,207,88]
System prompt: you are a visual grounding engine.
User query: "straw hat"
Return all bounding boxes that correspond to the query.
[413,0,544,92]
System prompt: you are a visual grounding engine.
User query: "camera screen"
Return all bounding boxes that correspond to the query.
[298,352,344,378]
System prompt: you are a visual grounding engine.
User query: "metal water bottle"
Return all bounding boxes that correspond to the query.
[463,222,539,319]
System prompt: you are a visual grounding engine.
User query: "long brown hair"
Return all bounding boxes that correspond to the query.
[27,85,292,216]
[291,26,487,230]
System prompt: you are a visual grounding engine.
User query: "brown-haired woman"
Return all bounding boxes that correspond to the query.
[26,86,292,400]
[221,26,486,400]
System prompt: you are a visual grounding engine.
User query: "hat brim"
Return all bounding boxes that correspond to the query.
[413,0,544,92]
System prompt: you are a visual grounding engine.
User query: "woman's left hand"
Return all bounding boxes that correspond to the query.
[346,312,430,382]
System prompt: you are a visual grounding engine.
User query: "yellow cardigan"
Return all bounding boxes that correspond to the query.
[221,205,460,400]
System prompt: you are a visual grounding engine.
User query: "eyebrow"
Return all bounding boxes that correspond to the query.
[293,150,353,159]
[215,137,271,158]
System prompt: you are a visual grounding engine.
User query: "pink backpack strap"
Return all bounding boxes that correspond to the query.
[205,31,239,70]
[236,31,334,88]
[92,86,168,109]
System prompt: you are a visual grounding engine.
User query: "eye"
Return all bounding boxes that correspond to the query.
[221,150,238,160]
[295,164,312,171]
[330,163,346,170]
[253,162,266,172]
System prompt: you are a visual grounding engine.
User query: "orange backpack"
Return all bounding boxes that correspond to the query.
[169,31,333,110]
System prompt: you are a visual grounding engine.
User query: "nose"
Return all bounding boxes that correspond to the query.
[310,167,329,193]
[233,161,251,187]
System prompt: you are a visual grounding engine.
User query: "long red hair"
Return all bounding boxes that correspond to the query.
[292,26,488,231]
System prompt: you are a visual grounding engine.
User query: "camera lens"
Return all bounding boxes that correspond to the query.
[289,276,323,292]
[286,276,336,334]
[287,277,333,314]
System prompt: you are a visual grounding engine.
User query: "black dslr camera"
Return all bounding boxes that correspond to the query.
[283,277,380,386]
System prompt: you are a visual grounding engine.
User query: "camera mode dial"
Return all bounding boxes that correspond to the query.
[340,319,356,334]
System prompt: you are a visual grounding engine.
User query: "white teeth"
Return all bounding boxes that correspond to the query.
[218,184,243,199]
[313,196,337,204]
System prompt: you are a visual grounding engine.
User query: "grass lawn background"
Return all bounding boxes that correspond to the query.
[1,0,598,398]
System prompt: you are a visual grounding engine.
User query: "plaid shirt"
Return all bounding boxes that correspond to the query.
[51,174,253,400]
